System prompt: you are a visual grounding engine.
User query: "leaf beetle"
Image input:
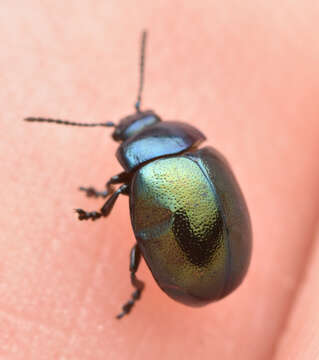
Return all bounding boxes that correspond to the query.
[25,31,252,319]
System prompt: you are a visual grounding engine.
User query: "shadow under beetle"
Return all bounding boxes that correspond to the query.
[25,31,252,319]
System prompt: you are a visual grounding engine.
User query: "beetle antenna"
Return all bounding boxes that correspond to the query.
[24,117,115,127]
[135,30,147,113]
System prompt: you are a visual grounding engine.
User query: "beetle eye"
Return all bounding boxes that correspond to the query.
[112,128,122,141]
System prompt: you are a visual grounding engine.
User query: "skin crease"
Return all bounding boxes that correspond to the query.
[0,0,319,359]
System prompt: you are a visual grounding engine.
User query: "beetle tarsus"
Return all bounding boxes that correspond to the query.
[79,186,110,198]
[75,184,129,221]
[116,288,143,319]
[75,209,102,221]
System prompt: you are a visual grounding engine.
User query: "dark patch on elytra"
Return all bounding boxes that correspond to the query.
[172,210,223,267]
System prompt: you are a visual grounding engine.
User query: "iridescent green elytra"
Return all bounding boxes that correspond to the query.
[130,146,251,305]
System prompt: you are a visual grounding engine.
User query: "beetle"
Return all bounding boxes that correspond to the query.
[25,31,252,319]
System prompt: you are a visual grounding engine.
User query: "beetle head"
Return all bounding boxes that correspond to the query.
[112,110,161,142]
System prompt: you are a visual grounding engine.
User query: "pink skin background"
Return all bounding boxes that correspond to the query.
[1,1,319,359]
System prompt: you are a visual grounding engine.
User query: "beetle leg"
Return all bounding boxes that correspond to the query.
[75,184,129,221]
[79,171,130,199]
[117,244,145,319]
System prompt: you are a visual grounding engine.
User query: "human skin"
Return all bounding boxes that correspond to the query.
[1,1,319,359]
